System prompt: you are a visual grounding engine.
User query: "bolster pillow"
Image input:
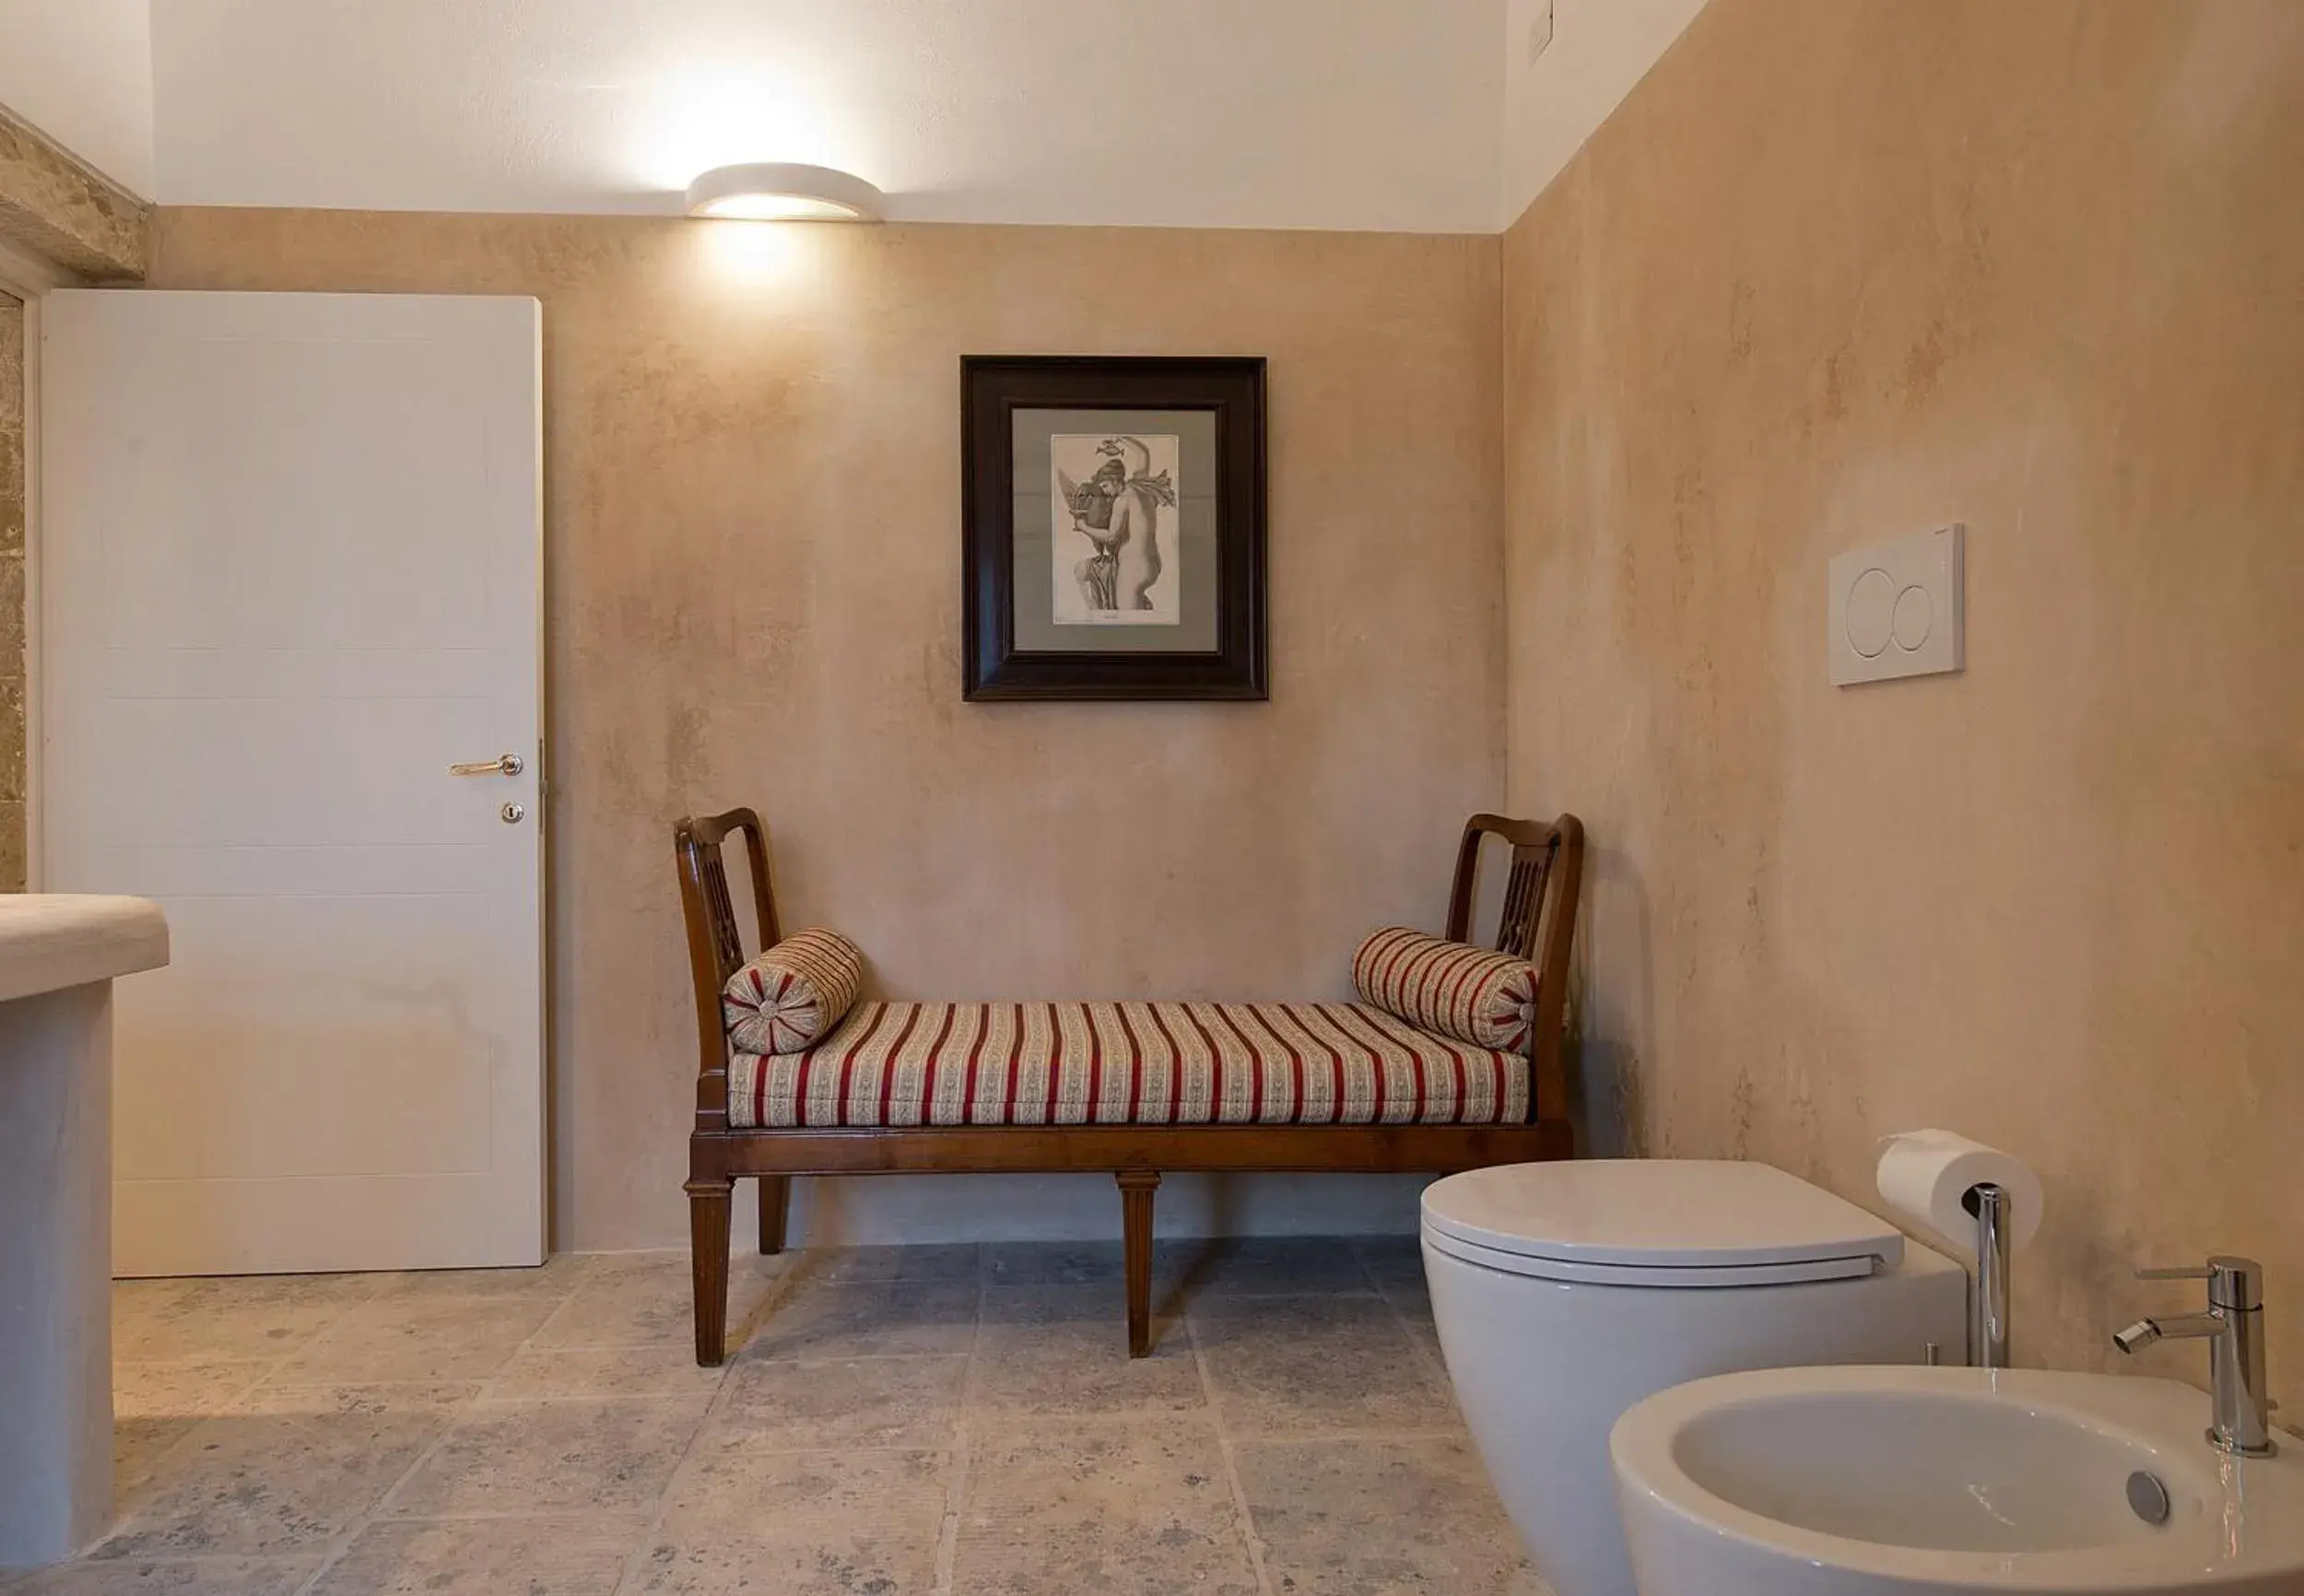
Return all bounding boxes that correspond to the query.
[1351,926,1539,1052]
[723,928,866,1054]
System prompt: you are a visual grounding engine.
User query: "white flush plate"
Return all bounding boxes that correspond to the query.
[1828,524,1964,686]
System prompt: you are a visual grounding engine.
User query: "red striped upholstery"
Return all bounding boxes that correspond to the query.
[1350,927,1538,1052]
[725,1000,1528,1130]
[723,929,866,1054]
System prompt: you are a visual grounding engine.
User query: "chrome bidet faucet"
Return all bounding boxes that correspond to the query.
[2114,1255,2276,1458]
[1969,1183,2014,1370]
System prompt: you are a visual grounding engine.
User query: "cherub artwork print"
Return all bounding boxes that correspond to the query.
[960,357,1264,698]
[1051,433,1181,625]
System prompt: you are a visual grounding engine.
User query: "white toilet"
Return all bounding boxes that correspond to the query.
[1422,1159,1969,1596]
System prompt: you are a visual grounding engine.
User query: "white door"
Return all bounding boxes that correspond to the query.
[40,290,545,1276]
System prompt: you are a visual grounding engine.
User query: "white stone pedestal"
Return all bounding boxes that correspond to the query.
[0,898,167,1570]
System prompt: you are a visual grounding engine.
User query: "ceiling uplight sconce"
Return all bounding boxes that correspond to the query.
[685,162,885,222]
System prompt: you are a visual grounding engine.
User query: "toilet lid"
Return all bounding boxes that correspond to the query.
[1421,1160,1904,1285]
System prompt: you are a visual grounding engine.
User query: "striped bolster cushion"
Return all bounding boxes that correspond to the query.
[1351,926,1538,1052]
[723,928,866,1054]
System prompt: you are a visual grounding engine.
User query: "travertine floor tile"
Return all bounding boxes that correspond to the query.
[366,1253,591,1303]
[970,1287,1205,1418]
[622,1533,940,1596]
[266,1295,561,1384]
[982,1239,1125,1288]
[99,1385,471,1558]
[1351,1234,1430,1295]
[110,1361,278,1512]
[383,1395,712,1518]
[1235,1436,1547,1594]
[43,1241,1524,1594]
[1375,1269,1450,1377]
[715,1355,967,1450]
[533,1253,783,1351]
[112,1417,197,1515]
[741,1282,980,1361]
[1193,1295,1459,1437]
[635,1446,950,1595]
[658,1437,951,1537]
[112,1362,273,1422]
[8,1557,319,1595]
[1158,1237,1376,1298]
[950,1419,1258,1596]
[788,1243,982,1287]
[1396,1308,1449,1381]
[484,1344,726,1401]
[1385,1280,1438,1324]
[112,1275,376,1364]
[308,1514,651,1595]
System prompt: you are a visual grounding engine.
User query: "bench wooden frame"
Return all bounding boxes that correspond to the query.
[676,808,1584,1365]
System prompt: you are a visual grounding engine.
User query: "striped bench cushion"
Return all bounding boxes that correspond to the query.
[726,1001,1528,1130]
[723,928,866,1054]
[1351,926,1539,1051]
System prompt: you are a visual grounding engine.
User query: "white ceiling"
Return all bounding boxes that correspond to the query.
[0,0,154,194]
[149,0,1505,231]
[1504,0,1709,222]
[0,0,1705,231]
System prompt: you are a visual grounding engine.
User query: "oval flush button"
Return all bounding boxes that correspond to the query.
[1845,568,1897,657]
[2126,1470,2171,1526]
[1892,583,1934,651]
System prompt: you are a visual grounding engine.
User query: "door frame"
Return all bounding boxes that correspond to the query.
[0,240,66,891]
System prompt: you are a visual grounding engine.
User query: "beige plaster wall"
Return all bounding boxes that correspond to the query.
[147,210,1508,1250]
[1502,0,2303,1398]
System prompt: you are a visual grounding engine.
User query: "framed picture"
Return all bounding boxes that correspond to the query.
[960,356,1267,700]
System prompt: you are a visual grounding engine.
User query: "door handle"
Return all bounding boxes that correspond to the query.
[450,754,525,777]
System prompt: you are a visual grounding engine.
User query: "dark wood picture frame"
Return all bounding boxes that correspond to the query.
[960,355,1268,700]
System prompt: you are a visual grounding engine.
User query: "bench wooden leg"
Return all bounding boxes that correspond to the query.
[1116,1169,1160,1357]
[688,1178,734,1367]
[758,1175,791,1255]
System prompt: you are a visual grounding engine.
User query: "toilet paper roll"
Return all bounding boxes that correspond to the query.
[1875,1129,2043,1260]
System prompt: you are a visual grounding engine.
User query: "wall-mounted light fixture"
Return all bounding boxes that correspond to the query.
[684,162,885,222]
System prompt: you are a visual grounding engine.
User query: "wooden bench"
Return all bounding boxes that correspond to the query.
[676,809,1584,1366]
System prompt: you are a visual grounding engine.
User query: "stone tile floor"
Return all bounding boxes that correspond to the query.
[6,1238,1546,1595]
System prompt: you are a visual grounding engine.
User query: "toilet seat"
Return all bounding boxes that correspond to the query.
[1421,1159,1904,1288]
